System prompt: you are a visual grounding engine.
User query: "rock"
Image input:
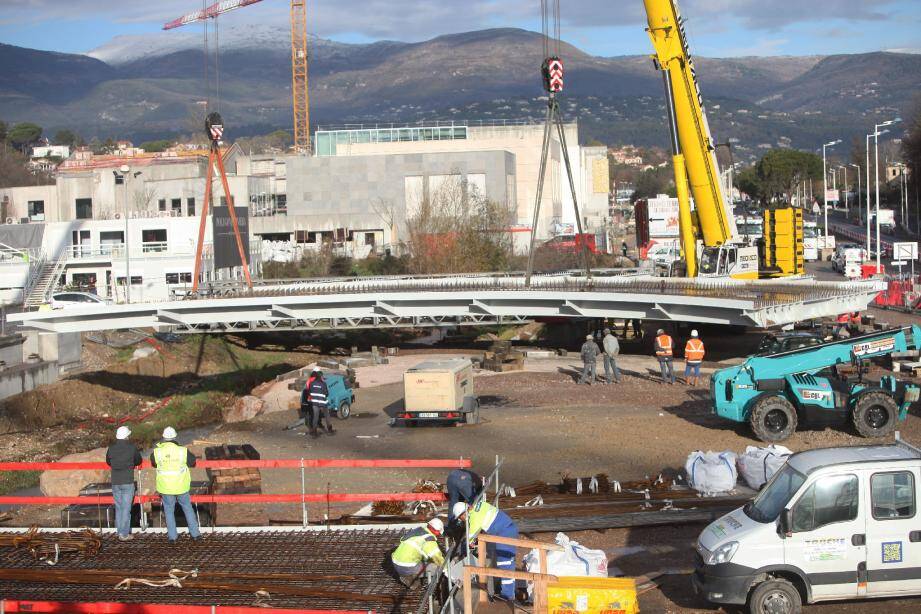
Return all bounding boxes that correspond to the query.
[131,346,157,360]
[40,448,109,498]
[222,395,266,423]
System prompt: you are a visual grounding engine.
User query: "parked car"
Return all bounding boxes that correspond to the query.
[49,292,107,310]
[755,331,823,355]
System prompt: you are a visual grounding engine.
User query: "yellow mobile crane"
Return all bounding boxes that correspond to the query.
[643,0,803,279]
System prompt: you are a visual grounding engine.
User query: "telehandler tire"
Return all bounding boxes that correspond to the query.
[749,395,798,442]
[852,391,898,438]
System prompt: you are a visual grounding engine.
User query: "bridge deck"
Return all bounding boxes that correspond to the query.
[9,274,884,333]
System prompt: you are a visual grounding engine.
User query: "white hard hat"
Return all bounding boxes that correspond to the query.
[452,502,469,519]
[162,426,178,440]
[428,518,445,535]
[115,426,131,440]
[691,330,698,337]
[586,334,593,340]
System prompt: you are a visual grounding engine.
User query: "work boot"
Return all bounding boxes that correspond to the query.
[326,424,335,434]
[118,534,133,542]
[309,428,319,439]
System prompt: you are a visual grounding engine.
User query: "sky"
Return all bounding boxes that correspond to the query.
[0,0,919,58]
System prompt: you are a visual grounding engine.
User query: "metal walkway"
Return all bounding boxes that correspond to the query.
[8,274,885,333]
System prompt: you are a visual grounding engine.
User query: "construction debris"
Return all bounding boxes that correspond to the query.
[205,444,262,495]
[0,527,102,564]
[481,340,525,372]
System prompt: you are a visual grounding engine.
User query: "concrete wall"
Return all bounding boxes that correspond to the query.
[0,331,81,402]
[333,123,584,239]
[281,150,515,247]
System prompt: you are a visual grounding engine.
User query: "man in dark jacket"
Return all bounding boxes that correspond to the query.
[307,370,334,438]
[105,426,142,541]
[447,469,484,521]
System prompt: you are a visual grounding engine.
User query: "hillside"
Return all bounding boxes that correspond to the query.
[1,28,918,157]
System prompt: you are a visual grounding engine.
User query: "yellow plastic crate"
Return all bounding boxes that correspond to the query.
[547,576,639,614]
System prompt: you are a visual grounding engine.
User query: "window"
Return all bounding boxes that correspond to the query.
[75,198,93,220]
[171,198,182,214]
[131,276,142,285]
[219,196,234,206]
[142,228,167,252]
[180,272,192,283]
[27,200,45,221]
[872,472,916,520]
[158,199,166,212]
[792,474,859,532]
[276,194,287,212]
[295,230,315,244]
[166,273,179,284]
[364,232,375,246]
[187,198,195,217]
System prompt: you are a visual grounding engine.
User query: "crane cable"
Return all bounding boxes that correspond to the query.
[539,0,561,60]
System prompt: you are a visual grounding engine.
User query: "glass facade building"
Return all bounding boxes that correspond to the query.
[314,125,468,156]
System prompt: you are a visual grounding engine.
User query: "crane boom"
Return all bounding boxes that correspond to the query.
[643,0,736,247]
[163,0,265,30]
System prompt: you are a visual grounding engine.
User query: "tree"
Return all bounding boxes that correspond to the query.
[0,120,7,144]
[631,167,674,200]
[749,149,822,204]
[902,97,921,224]
[53,129,81,148]
[736,166,764,202]
[139,139,173,153]
[8,123,42,154]
[0,147,53,188]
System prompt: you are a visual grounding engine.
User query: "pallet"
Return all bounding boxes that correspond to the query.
[205,444,262,496]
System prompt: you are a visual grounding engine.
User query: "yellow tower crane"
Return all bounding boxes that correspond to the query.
[164,0,311,154]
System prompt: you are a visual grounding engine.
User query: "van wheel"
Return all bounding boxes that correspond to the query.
[750,396,797,443]
[853,392,898,438]
[748,578,801,614]
[337,401,351,420]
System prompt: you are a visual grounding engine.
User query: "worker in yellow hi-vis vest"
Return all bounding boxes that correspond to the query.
[150,426,201,543]
[390,518,445,587]
[454,500,519,601]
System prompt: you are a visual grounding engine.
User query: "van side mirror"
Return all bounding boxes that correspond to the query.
[779,509,793,538]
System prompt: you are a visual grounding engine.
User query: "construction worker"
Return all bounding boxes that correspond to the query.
[390,518,445,587]
[105,425,141,541]
[684,330,705,387]
[655,328,675,384]
[578,334,600,385]
[453,500,519,601]
[150,426,201,543]
[447,469,484,520]
[602,328,622,384]
[307,370,334,438]
[833,313,850,338]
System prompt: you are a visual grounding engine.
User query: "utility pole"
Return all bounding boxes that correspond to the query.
[822,139,840,244]
[873,118,900,272]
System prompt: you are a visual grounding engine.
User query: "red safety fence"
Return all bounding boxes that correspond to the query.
[873,277,921,310]
[0,601,372,614]
[0,459,471,471]
[0,457,469,507]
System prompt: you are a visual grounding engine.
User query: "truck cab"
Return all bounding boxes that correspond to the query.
[695,438,921,613]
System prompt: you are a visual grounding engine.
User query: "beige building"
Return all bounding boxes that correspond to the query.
[314,122,610,245]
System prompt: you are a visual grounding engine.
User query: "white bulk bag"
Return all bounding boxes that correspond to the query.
[685,451,738,495]
[524,532,608,579]
[737,445,792,490]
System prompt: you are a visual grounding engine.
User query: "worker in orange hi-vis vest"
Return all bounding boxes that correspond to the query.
[684,330,706,387]
[654,328,676,384]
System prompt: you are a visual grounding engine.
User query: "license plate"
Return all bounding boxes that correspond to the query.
[417,412,441,418]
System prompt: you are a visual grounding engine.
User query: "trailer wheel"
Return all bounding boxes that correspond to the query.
[853,392,898,438]
[750,396,798,442]
[337,401,351,420]
[748,578,802,614]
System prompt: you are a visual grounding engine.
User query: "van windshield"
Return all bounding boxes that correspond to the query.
[743,464,807,523]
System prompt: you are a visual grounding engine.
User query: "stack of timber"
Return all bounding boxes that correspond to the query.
[205,445,262,495]
[482,340,525,372]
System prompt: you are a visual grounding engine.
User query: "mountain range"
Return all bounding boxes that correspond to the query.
[1,27,919,162]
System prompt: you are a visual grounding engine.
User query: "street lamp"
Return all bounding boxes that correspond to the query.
[848,163,861,226]
[838,165,848,217]
[822,139,841,242]
[874,118,901,272]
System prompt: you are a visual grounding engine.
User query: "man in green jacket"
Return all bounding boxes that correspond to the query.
[391,518,445,587]
[150,426,201,543]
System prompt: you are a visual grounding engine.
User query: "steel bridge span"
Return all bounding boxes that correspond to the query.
[8,274,884,333]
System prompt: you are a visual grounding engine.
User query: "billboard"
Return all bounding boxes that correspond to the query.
[211,206,250,270]
[648,198,680,238]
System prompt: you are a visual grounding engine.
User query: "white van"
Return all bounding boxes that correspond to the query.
[694,436,921,613]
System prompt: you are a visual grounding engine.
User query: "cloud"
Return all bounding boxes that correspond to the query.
[0,0,906,38]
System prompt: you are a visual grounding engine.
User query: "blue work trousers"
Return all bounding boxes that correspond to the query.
[447,470,481,520]
[111,483,135,537]
[487,512,519,601]
[161,492,201,541]
[658,357,675,383]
